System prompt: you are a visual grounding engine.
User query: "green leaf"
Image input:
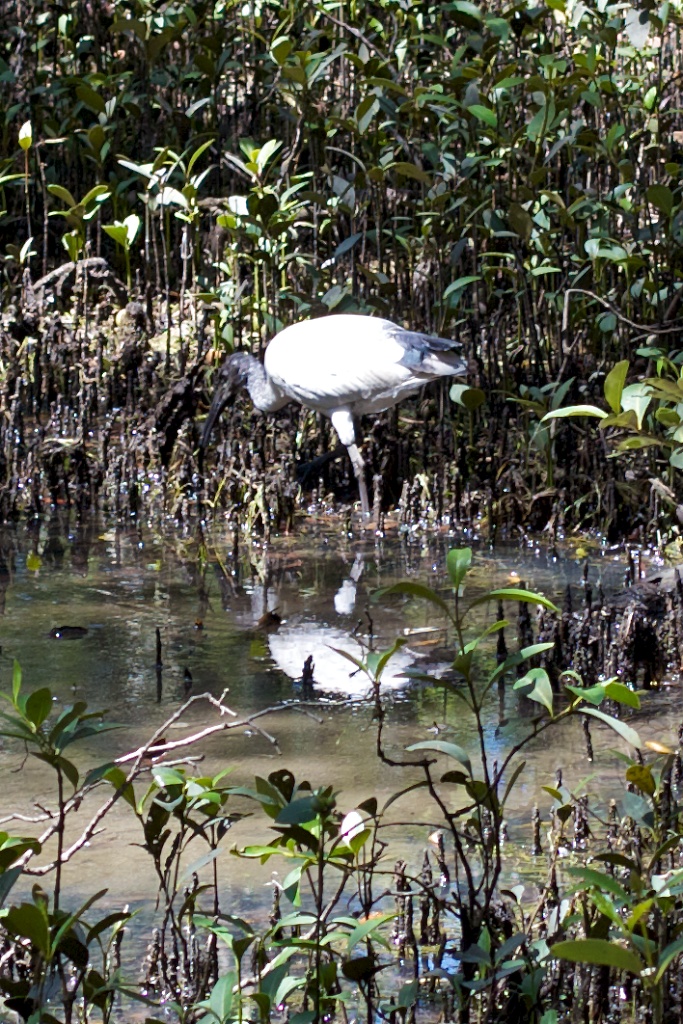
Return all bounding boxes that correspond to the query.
[646,377,683,401]
[271,36,293,65]
[0,866,24,907]
[527,97,555,142]
[508,203,533,242]
[468,619,509,651]
[275,797,317,825]
[458,941,491,963]
[551,939,642,976]
[589,891,623,926]
[643,85,657,110]
[654,936,683,983]
[47,183,77,208]
[102,766,137,809]
[55,754,79,789]
[513,668,553,715]
[3,902,51,956]
[186,96,213,117]
[443,275,481,303]
[620,790,652,825]
[333,233,362,258]
[152,766,185,787]
[646,838,682,875]
[604,360,629,414]
[342,956,380,982]
[62,230,83,261]
[598,410,638,430]
[86,910,131,945]
[159,185,187,208]
[347,913,395,952]
[375,581,453,619]
[271,975,304,1007]
[209,973,235,1021]
[256,139,282,174]
[356,95,380,134]
[488,643,555,689]
[76,83,106,113]
[625,764,655,796]
[441,769,469,786]
[18,120,32,150]
[647,184,674,217]
[620,383,651,429]
[616,437,661,451]
[530,265,562,277]
[604,681,640,709]
[391,161,431,183]
[594,852,640,872]
[366,637,409,681]
[0,716,34,742]
[25,688,52,729]
[564,682,606,706]
[103,224,127,247]
[0,836,40,872]
[450,384,486,410]
[542,405,607,420]
[52,888,108,952]
[468,104,497,128]
[654,407,679,427]
[187,137,215,178]
[580,708,642,748]
[585,238,627,261]
[565,865,628,899]
[405,740,472,776]
[12,660,22,703]
[542,786,563,802]
[453,648,473,676]
[124,214,141,245]
[452,0,483,19]
[446,548,472,589]
[82,185,110,211]
[330,646,367,675]
[469,588,559,613]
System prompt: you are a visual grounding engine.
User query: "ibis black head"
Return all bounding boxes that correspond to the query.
[200,352,254,449]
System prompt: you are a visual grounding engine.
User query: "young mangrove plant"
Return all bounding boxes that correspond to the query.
[0,662,133,1022]
[346,547,666,1022]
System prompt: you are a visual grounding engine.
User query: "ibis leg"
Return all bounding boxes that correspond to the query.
[346,443,370,517]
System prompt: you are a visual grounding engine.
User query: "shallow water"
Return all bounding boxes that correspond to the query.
[0,514,680,993]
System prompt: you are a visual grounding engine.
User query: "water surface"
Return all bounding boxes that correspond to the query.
[0,515,679,971]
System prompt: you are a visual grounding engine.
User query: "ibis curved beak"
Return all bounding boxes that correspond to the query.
[200,367,237,449]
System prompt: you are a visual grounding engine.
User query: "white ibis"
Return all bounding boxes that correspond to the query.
[200,313,467,515]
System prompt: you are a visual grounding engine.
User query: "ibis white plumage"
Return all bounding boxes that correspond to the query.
[200,313,467,515]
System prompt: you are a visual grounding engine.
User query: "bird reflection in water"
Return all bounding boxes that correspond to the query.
[266,554,418,696]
